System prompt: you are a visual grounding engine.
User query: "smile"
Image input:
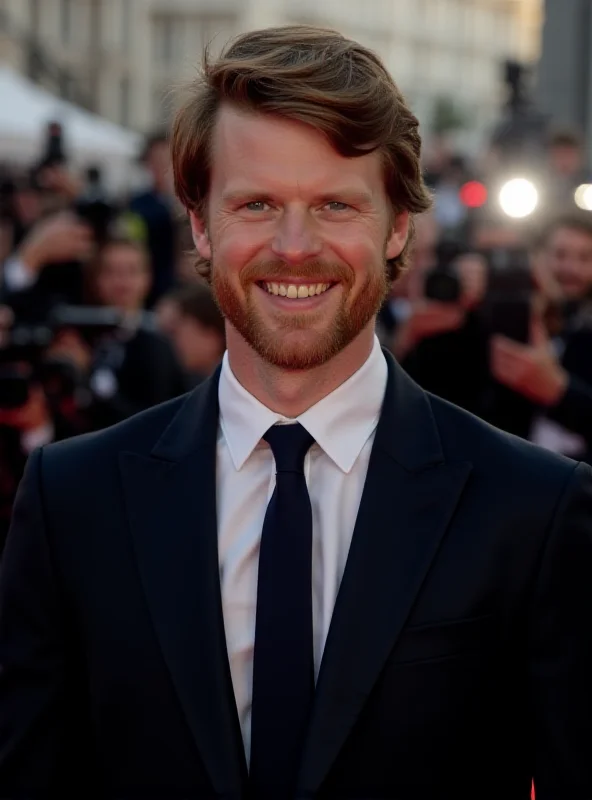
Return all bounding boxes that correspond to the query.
[260,282,333,298]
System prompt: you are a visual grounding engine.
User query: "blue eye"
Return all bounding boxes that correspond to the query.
[325,201,349,212]
[244,201,270,212]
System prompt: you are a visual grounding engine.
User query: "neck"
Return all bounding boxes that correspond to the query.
[227,323,376,417]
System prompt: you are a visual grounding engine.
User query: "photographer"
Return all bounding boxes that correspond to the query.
[491,213,592,461]
[53,235,187,431]
[380,213,489,415]
[0,305,83,553]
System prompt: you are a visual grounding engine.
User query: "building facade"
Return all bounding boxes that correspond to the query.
[0,0,543,146]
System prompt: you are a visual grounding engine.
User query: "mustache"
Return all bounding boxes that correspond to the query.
[240,260,354,285]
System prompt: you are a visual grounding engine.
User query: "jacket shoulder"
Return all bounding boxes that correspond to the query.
[428,392,579,485]
[42,392,190,476]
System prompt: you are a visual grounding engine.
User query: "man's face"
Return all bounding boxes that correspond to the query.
[544,226,592,300]
[147,141,172,193]
[95,244,151,312]
[549,144,582,178]
[190,106,409,371]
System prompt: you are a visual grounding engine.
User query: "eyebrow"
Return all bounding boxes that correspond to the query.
[220,189,375,207]
[221,190,275,207]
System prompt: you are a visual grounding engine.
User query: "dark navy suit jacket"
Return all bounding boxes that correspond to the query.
[1,351,592,799]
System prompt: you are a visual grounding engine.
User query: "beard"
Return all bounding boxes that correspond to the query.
[211,254,390,371]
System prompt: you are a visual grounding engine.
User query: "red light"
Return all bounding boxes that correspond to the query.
[460,181,488,208]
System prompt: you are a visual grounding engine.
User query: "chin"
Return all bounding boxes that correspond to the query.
[249,326,351,371]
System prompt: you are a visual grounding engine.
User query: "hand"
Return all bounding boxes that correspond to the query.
[37,166,83,200]
[392,301,465,360]
[406,301,465,343]
[47,329,93,372]
[490,318,568,406]
[18,213,94,274]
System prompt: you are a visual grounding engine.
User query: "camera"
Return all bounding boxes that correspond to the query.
[424,240,464,303]
[0,306,124,410]
[481,247,534,344]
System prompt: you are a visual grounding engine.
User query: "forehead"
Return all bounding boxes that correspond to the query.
[101,244,145,268]
[549,226,592,250]
[209,105,385,197]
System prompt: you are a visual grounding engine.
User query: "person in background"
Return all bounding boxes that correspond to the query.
[50,236,186,430]
[128,132,178,307]
[544,129,592,219]
[379,212,489,415]
[156,282,225,385]
[1,211,94,323]
[491,213,592,462]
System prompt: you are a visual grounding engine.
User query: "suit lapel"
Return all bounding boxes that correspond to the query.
[119,371,248,796]
[298,353,472,795]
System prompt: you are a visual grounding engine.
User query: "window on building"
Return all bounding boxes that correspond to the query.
[29,0,40,35]
[196,15,236,58]
[122,0,132,48]
[120,76,130,127]
[60,0,72,45]
[153,16,177,66]
[152,85,174,125]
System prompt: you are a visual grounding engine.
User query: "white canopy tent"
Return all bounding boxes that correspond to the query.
[0,67,143,193]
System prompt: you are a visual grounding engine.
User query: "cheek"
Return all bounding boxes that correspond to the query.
[330,229,385,278]
[214,223,269,274]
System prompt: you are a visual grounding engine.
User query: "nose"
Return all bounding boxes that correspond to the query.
[271,207,322,265]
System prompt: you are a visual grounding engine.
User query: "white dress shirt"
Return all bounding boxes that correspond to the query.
[217,336,388,760]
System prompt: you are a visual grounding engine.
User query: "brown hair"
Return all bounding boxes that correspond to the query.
[171,25,432,281]
[548,129,583,151]
[534,212,592,252]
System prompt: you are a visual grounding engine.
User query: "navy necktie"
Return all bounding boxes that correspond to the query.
[249,423,316,799]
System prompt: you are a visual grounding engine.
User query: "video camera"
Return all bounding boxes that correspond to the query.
[0,306,124,409]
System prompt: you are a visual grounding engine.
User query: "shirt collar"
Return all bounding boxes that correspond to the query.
[218,336,387,474]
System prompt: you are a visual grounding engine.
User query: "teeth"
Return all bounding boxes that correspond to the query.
[264,282,331,298]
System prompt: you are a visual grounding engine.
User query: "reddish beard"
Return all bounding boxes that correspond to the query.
[211,257,390,370]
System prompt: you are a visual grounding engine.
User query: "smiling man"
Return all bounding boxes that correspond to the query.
[1,26,592,800]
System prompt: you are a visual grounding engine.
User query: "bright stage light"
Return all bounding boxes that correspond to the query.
[499,178,538,219]
[575,184,592,211]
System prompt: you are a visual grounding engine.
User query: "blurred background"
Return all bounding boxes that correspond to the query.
[1,0,592,552]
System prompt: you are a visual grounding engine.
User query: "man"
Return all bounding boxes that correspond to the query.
[492,213,592,462]
[156,282,226,385]
[128,132,178,307]
[1,26,591,800]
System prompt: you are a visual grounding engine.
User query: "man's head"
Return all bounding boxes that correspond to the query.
[158,282,226,376]
[547,130,585,179]
[142,132,172,195]
[89,237,152,312]
[171,26,432,371]
[536,214,592,301]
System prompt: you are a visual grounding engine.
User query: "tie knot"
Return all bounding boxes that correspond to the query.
[263,423,315,474]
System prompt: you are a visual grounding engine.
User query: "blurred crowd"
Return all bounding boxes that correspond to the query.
[1,119,592,554]
[0,123,226,548]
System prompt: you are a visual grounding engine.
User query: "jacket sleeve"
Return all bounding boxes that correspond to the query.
[0,448,95,797]
[529,461,592,797]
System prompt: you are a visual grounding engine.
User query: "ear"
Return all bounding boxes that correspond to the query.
[189,210,212,261]
[386,210,411,262]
